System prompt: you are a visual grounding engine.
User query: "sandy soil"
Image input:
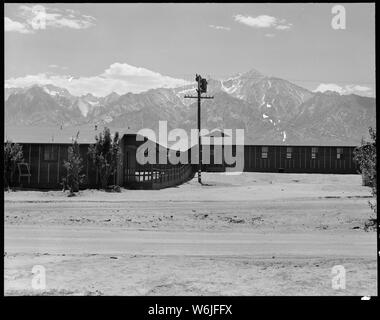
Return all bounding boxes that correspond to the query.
[4,172,377,296]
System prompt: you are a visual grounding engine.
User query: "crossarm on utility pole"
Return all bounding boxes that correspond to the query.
[184,95,214,99]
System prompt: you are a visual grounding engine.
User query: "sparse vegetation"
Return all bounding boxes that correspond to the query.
[354,127,376,228]
[62,132,85,196]
[88,127,120,189]
[4,141,24,190]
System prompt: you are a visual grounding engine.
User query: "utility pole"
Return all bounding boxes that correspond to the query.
[184,74,214,184]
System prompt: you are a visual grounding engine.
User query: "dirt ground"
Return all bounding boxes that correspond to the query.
[4,172,377,296]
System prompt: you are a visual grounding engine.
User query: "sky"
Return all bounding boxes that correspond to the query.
[4,3,376,97]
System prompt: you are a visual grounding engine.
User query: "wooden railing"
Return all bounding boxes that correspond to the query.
[124,164,195,189]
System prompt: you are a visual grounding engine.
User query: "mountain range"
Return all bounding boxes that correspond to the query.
[4,69,376,145]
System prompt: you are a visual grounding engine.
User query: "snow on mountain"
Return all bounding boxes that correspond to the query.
[76,99,91,117]
[43,87,59,96]
[282,131,287,142]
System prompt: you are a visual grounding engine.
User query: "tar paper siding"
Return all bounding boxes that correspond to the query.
[242,145,358,174]
[15,143,104,189]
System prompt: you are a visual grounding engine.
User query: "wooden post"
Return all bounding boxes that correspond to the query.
[57,145,60,184]
[184,74,214,184]
[28,144,31,184]
[86,153,89,187]
[38,145,41,185]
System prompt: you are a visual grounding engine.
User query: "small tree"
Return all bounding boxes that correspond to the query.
[354,127,376,225]
[88,127,120,189]
[4,141,24,190]
[62,132,85,195]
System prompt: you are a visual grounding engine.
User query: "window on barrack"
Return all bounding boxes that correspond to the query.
[286,147,292,159]
[311,147,318,159]
[261,146,268,159]
[43,144,58,161]
[337,148,343,159]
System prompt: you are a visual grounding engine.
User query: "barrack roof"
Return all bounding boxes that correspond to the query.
[4,125,136,144]
[4,125,359,147]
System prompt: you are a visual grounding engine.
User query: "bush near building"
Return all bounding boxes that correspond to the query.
[88,127,120,189]
[4,141,24,190]
[62,132,85,195]
[354,127,377,222]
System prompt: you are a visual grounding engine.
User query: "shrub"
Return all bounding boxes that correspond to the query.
[4,141,24,190]
[354,127,377,223]
[62,132,85,195]
[88,127,120,189]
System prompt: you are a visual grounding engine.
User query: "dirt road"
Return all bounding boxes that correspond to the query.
[4,173,377,296]
[5,226,375,257]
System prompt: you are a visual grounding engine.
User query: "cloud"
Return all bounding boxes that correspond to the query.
[265,33,275,37]
[234,14,276,28]
[234,14,292,30]
[19,5,96,29]
[209,24,231,31]
[275,25,291,30]
[4,17,32,33]
[5,63,190,97]
[48,64,68,70]
[5,5,95,33]
[314,83,373,96]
